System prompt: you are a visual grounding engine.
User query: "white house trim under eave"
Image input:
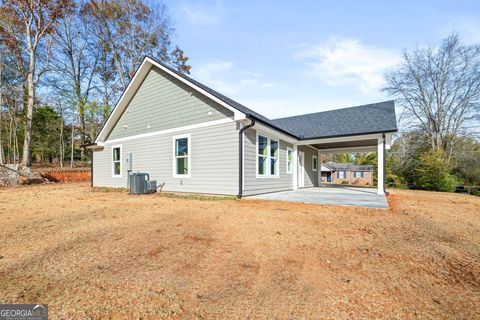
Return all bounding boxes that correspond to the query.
[95,57,246,143]
[104,118,234,144]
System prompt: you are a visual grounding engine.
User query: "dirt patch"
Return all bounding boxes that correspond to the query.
[41,169,90,182]
[0,183,479,319]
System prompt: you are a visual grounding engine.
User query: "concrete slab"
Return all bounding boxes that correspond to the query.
[249,185,388,208]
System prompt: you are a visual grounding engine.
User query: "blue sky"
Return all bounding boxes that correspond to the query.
[164,0,480,118]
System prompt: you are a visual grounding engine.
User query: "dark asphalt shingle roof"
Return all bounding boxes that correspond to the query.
[272,101,397,139]
[152,57,397,140]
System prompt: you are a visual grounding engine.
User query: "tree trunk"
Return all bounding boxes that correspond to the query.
[70,114,75,168]
[75,84,86,161]
[59,105,64,168]
[21,53,35,167]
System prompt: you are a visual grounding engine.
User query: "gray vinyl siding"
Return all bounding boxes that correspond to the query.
[299,145,319,187]
[93,122,239,195]
[107,66,233,140]
[242,128,293,196]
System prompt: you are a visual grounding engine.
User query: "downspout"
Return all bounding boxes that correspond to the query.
[238,117,255,198]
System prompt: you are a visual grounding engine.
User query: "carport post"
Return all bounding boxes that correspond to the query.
[293,144,298,190]
[377,135,385,195]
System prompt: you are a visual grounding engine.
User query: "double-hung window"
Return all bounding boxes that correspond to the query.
[312,155,318,171]
[338,170,346,179]
[257,134,279,177]
[354,171,363,178]
[112,145,122,177]
[286,147,293,174]
[173,134,191,178]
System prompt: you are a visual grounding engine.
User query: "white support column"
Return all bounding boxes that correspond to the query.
[293,144,298,190]
[377,136,385,195]
[318,150,322,186]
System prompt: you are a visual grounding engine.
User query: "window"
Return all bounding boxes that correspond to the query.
[354,171,363,178]
[338,170,346,179]
[257,134,279,177]
[286,147,293,174]
[112,145,122,177]
[173,134,191,178]
[312,155,318,171]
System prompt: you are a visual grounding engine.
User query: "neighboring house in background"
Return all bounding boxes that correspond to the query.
[86,57,397,196]
[321,162,374,186]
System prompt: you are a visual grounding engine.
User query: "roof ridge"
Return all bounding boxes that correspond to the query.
[273,100,395,121]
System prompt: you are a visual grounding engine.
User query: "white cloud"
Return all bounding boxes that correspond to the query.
[192,60,276,95]
[295,37,400,94]
[179,5,221,27]
[193,61,237,94]
[442,17,480,45]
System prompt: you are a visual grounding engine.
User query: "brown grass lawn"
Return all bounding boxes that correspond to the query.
[0,183,479,319]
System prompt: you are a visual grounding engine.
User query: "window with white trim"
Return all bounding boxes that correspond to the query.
[257,134,279,177]
[312,155,318,171]
[338,170,346,179]
[112,145,122,177]
[354,171,363,178]
[286,147,293,174]
[173,134,191,177]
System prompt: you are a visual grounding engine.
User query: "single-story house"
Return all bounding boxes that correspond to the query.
[320,162,374,185]
[86,57,397,196]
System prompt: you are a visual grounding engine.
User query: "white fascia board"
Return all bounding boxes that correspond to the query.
[297,133,383,146]
[96,57,246,143]
[317,145,377,154]
[251,122,298,144]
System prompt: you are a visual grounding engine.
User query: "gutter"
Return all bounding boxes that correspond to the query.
[238,117,255,198]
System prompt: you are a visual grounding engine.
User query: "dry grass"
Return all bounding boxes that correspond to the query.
[0,183,479,319]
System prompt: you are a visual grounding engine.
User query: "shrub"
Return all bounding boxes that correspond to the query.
[387,172,408,189]
[414,150,459,192]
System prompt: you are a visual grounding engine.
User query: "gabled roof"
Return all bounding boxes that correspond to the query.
[272,101,397,140]
[95,56,398,143]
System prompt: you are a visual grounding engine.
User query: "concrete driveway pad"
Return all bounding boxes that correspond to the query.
[249,186,388,208]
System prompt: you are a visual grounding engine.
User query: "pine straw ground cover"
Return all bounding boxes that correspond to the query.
[0,183,479,319]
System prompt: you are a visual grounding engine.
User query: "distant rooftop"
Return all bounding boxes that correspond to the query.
[323,162,374,171]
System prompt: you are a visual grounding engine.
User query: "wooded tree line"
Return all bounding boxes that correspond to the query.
[0,0,190,167]
[326,34,480,191]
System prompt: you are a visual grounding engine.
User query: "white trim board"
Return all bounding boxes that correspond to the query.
[104,118,233,144]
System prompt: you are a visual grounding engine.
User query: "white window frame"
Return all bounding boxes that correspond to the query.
[172,133,191,178]
[111,144,122,178]
[286,147,293,174]
[354,171,363,178]
[256,132,279,178]
[312,155,318,172]
[338,170,346,179]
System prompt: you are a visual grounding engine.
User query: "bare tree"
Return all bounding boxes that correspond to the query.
[85,0,190,91]
[384,34,480,157]
[51,12,98,159]
[0,0,74,167]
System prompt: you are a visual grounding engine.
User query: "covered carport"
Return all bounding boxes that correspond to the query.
[299,132,392,195]
[272,101,397,196]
